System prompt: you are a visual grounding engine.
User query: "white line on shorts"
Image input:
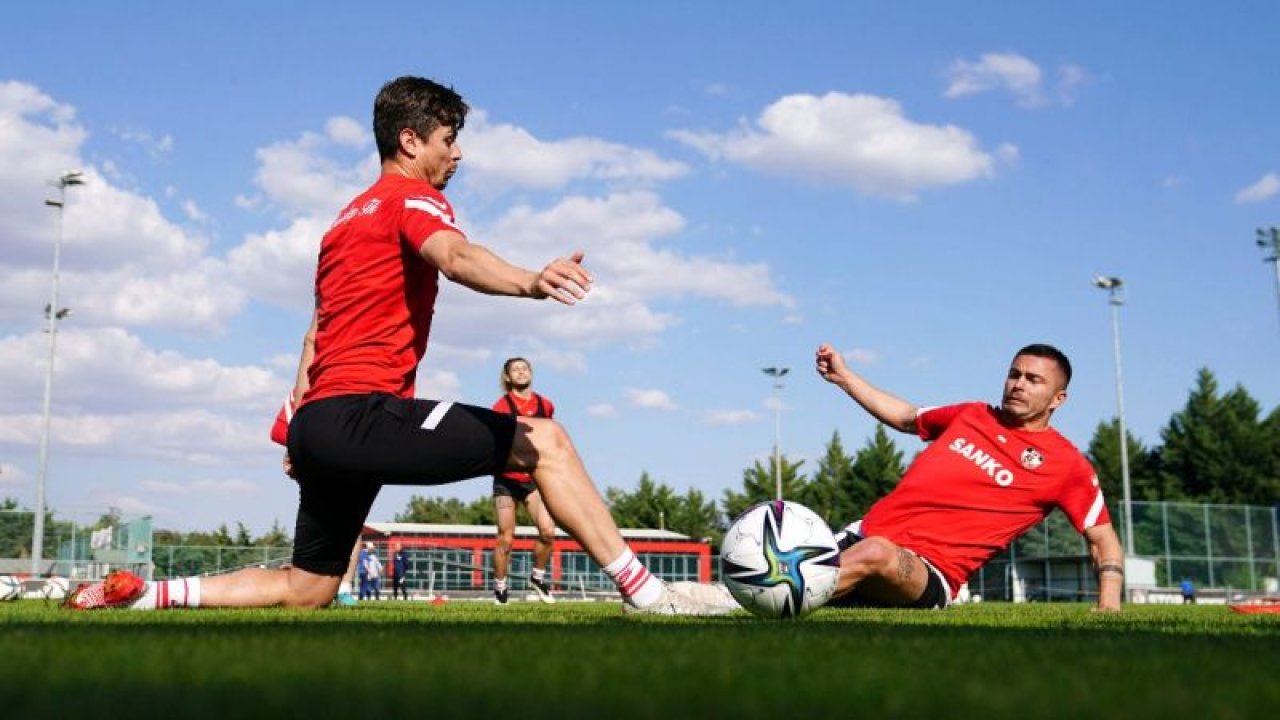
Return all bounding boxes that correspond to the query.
[420,401,453,431]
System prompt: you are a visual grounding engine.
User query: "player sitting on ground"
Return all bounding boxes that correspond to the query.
[65,75,728,616]
[814,342,1124,611]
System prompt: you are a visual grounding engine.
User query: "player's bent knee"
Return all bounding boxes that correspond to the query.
[845,536,897,572]
[282,569,341,609]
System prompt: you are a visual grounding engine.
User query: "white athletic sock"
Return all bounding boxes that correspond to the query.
[603,548,663,607]
[494,577,508,592]
[531,567,546,582]
[132,577,202,610]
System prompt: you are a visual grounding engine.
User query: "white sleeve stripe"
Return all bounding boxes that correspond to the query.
[283,395,295,422]
[1083,488,1106,528]
[404,198,459,228]
[419,401,453,431]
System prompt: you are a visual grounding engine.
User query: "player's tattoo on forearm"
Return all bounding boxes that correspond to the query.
[896,547,915,583]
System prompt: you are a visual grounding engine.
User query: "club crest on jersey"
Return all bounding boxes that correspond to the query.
[1020,447,1044,470]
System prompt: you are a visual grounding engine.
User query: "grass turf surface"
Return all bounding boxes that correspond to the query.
[2,599,1276,719]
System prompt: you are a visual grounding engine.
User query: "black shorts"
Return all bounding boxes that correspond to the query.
[286,393,517,575]
[493,475,537,502]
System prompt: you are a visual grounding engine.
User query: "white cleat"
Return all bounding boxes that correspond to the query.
[668,581,741,612]
[623,581,737,616]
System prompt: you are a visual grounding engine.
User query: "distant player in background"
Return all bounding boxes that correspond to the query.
[391,544,409,600]
[363,546,383,601]
[490,357,558,605]
[356,542,373,600]
[813,342,1125,612]
[66,74,726,616]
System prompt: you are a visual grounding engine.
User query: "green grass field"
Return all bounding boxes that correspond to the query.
[1,599,1276,719]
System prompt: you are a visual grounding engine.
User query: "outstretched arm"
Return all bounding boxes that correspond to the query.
[815,344,918,433]
[1085,523,1124,612]
[419,229,592,305]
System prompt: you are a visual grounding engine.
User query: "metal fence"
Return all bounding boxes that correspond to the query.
[968,500,1280,602]
[153,545,293,579]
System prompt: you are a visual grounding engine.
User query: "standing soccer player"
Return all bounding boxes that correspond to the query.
[66,76,726,616]
[490,357,558,605]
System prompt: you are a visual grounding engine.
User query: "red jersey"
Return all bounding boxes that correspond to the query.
[302,175,463,404]
[861,402,1109,597]
[491,391,555,483]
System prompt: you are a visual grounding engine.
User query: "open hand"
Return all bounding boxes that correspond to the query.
[536,251,593,305]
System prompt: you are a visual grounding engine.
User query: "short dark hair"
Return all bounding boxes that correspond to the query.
[373,76,469,162]
[500,357,531,392]
[1015,344,1072,387]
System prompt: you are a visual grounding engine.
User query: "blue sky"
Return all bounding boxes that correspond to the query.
[1,2,1277,534]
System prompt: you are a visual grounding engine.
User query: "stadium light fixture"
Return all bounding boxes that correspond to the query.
[1257,227,1280,335]
[1092,275,1134,561]
[762,367,790,501]
[32,170,83,575]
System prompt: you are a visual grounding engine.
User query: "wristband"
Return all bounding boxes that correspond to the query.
[1098,563,1124,576]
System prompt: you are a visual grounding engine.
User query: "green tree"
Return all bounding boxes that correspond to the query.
[848,425,905,517]
[666,487,722,545]
[603,474,722,542]
[1086,418,1167,501]
[721,455,805,522]
[605,472,678,528]
[1156,369,1279,504]
[797,431,856,527]
[395,495,494,524]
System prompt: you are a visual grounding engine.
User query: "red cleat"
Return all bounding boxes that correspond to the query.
[64,570,147,610]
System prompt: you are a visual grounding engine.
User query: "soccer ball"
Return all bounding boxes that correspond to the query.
[720,500,841,618]
[41,576,70,600]
[0,575,23,602]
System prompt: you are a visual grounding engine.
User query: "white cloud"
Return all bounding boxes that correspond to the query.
[626,388,677,410]
[945,52,1044,105]
[1236,172,1279,204]
[669,92,1003,199]
[0,463,27,486]
[143,478,259,496]
[0,328,285,416]
[847,348,878,365]
[181,199,207,223]
[114,127,174,158]
[944,52,1090,108]
[586,403,617,418]
[252,119,378,217]
[703,409,760,425]
[460,110,688,194]
[325,116,369,147]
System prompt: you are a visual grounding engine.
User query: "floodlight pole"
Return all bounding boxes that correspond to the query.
[1093,275,1134,560]
[32,171,83,575]
[1257,227,1280,335]
[762,367,790,500]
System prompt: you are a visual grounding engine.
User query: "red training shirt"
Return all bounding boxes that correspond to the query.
[302,174,463,404]
[491,391,555,483]
[860,402,1110,597]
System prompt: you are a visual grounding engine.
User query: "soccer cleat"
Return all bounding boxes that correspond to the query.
[668,581,740,612]
[64,570,147,610]
[529,574,556,604]
[623,581,737,616]
[334,590,357,607]
[493,587,509,605]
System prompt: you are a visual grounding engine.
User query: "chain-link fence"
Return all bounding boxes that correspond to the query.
[152,545,293,579]
[968,501,1280,602]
